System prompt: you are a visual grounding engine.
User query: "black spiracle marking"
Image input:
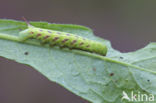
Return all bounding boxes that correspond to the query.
[53,37,59,41]
[71,40,77,45]
[37,34,42,37]
[62,39,69,43]
[44,35,50,39]
[79,42,84,46]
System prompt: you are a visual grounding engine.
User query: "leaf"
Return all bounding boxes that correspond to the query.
[0,19,155,103]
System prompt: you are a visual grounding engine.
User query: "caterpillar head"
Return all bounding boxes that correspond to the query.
[19,25,34,41]
[19,17,35,41]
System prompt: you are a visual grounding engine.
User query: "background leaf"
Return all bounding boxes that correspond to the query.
[0,19,155,103]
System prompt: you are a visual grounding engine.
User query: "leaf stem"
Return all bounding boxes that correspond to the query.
[0,33,20,42]
[0,33,155,74]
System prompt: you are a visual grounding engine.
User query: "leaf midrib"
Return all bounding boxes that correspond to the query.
[0,33,156,75]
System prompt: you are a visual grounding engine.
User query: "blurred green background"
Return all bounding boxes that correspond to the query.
[0,0,155,103]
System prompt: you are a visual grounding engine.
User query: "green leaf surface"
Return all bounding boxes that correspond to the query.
[0,19,155,103]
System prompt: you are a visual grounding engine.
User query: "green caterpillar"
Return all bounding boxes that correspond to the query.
[19,21,107,56]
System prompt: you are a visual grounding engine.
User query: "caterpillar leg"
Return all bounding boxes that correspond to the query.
[40,41,47,46]
[59,45,66,49]
[69,47,73,50]
[50,43,56,47]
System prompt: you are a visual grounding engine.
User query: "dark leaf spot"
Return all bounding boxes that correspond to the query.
[24,52,29,55]
[110,73,114,76]
[120,57,123,59]
[93,68,96,72]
